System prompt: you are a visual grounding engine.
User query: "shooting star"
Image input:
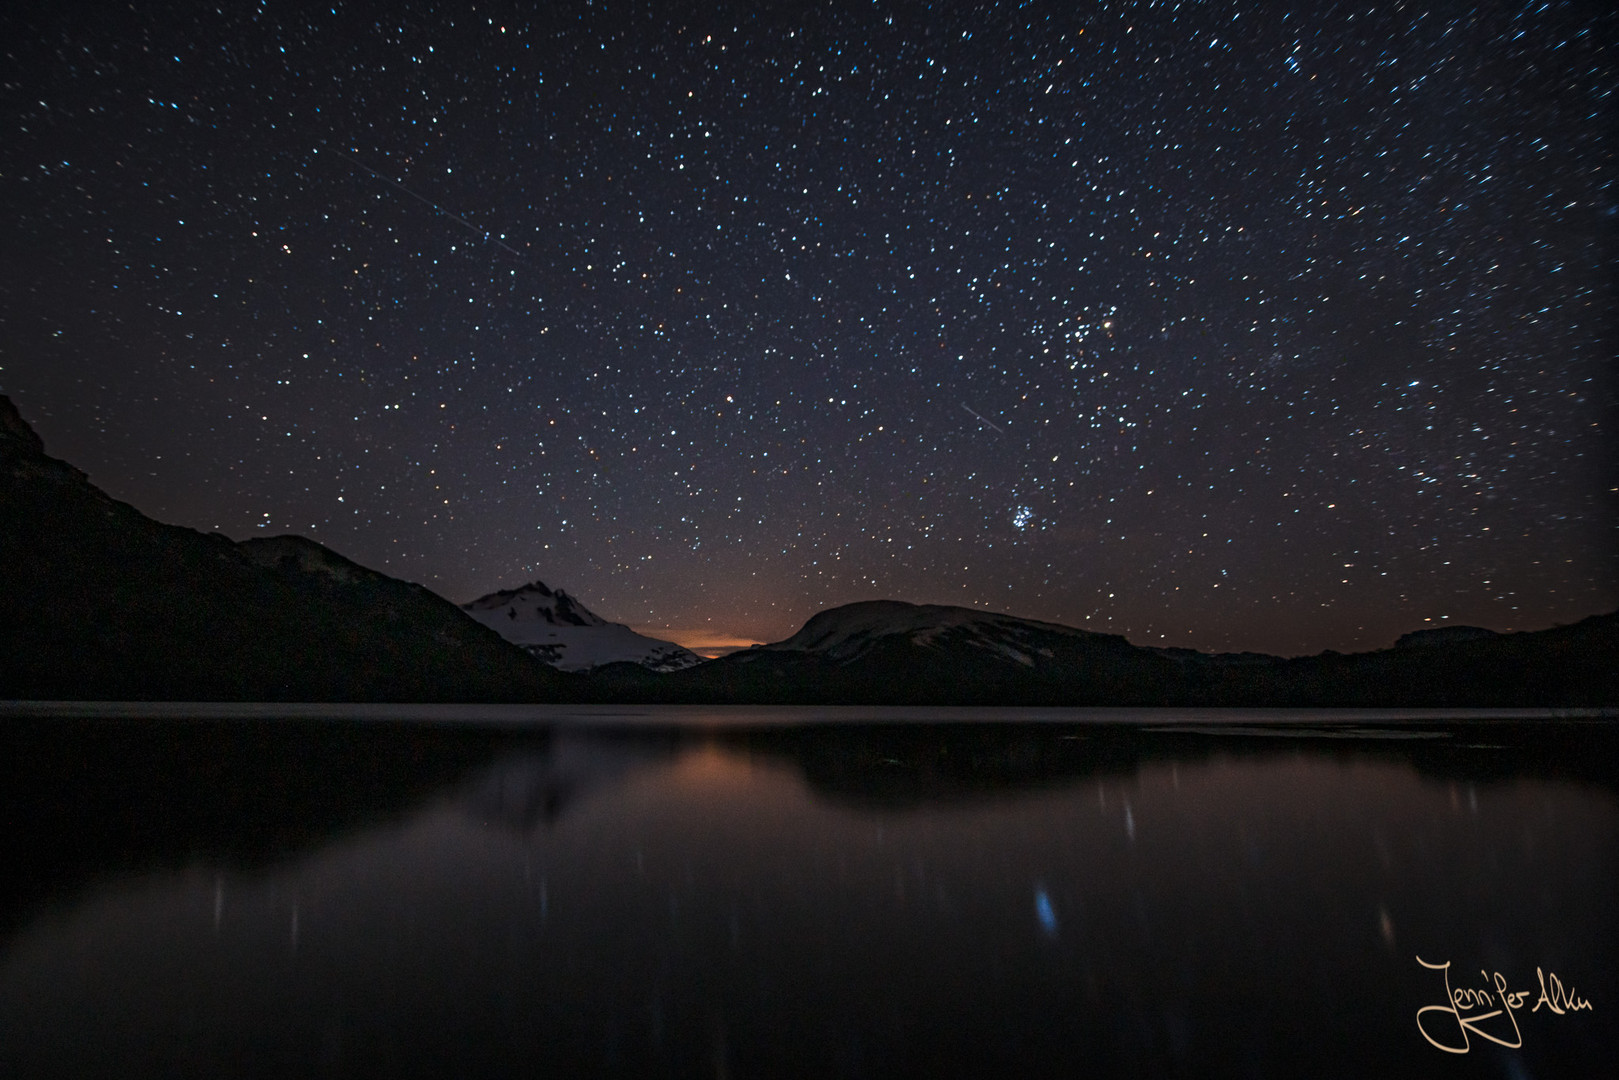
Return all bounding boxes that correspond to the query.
[961,402,1005,435]
[325,147,525,257]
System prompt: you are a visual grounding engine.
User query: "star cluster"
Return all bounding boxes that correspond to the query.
[2,0,1613,655]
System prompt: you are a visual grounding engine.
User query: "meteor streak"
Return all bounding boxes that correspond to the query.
[326,147,524,257]
[961,402,1005,435]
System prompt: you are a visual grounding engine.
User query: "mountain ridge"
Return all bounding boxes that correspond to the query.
[588,597,1618,707]
[5,393,1613,706]
[0,395,568,702]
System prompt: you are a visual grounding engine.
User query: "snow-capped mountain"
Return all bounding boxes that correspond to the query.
[461,581,703,672]
[762,599,1107,666]
[611,598,1160,705]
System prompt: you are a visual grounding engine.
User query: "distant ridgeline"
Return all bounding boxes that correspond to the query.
[2,393,1614,706]
[0,395,565,702]
[586,600,1618,708]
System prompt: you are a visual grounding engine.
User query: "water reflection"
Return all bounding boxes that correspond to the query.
[1,716,1614,1077]
[465,734,672,829]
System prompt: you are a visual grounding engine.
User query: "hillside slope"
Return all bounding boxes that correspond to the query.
[0,395,568,702]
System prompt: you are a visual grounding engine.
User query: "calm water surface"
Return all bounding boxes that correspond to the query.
[2,707,1614,1078]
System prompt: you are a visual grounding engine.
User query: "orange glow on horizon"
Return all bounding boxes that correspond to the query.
[634,628,764,658]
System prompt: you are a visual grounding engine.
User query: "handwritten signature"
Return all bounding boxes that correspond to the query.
[1416,956,1593,1053]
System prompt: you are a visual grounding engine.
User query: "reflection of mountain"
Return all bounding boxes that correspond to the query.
[462,732,673,828]
[590,599,1619,707]
[6,712,1616,953]
[712,719,1619,810]
[449,719,1619,821]
[0,716,532,940]
[5,719,1614,1080]
[723,724,1155,810]
[0,396,567,702]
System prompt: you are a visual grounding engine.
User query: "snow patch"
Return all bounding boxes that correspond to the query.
[462,581,703,672]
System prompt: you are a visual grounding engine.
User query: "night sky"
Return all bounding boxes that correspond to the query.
[3,0,1614,657]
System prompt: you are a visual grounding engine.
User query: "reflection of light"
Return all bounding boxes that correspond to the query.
[1034,886,1058,936]
[667,745,761,790]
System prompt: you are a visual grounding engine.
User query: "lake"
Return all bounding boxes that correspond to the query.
[2,705,1614,1077]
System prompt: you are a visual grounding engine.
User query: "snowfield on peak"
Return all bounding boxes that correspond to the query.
[461,581,703,673]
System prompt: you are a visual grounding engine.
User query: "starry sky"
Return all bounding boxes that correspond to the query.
[2,0,1614,657]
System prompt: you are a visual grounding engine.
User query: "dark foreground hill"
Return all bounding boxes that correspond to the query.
[588,599,1619,708]
[0,396,567,702]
